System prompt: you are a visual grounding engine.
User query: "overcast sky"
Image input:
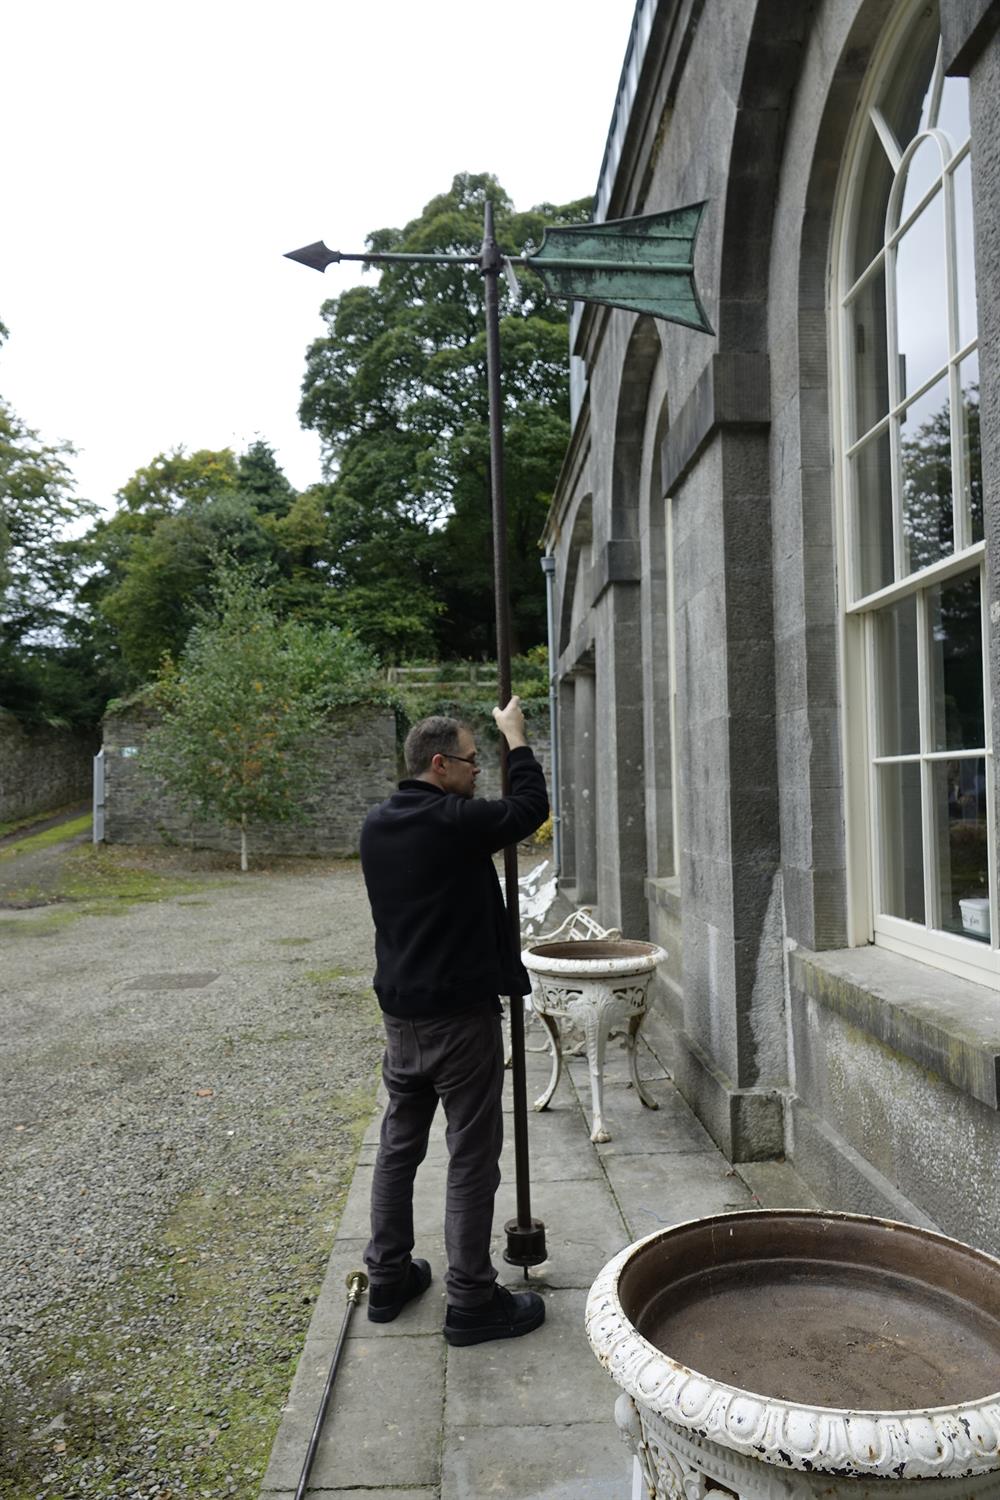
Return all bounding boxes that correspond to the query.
[2,1,637,514]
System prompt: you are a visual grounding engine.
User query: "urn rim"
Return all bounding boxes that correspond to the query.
[585,1208,1000,1481]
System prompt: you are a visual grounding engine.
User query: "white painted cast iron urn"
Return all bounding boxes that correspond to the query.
[586,1210,1000,1497]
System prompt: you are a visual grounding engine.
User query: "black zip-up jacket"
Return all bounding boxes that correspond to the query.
[360,746,549,1018]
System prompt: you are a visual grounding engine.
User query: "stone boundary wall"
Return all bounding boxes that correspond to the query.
[101,702,553,856]
[101,703,397,857]
[0,714,97,823]
[466,729,552,805]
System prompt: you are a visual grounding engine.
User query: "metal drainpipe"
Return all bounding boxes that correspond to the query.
[540,553,561,877]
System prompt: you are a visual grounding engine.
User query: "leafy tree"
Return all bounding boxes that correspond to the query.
[237,438,296,515]
[116,447,241,517]
[901,386,984,746]
[76,443,331,688]
[96,491,275,683]
[902,386,982,573]
[299,172,592,659]
[143,567,384,870]
[0,320,104,724]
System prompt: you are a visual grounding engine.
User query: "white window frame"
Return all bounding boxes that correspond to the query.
[831,3,997,986]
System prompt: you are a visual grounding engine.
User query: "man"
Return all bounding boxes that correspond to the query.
[359,697,549,1346]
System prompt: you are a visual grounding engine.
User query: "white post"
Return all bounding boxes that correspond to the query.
[92,749,105,843]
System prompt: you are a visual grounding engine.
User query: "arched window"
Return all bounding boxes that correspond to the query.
[835,4,995,982]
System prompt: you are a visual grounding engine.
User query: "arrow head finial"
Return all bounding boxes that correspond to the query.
[284,240,342,273]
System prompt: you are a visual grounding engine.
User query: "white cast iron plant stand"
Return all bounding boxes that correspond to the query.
[522,912,667,1142]
[586,1213,1000,1499]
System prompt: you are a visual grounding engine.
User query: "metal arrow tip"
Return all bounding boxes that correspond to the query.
[284,240,341,273]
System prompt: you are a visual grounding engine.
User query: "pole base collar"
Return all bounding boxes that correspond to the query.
[503,1217,547,1268]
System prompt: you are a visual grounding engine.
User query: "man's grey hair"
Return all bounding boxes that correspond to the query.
[404,715,465,775]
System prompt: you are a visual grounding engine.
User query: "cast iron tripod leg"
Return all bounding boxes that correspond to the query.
[626,1011,659,1109]
[532,1011,562,1111]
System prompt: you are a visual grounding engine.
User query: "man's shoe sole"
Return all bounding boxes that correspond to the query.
[442,1302,545,1346]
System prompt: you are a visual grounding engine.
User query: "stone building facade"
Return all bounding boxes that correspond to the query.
[548,0,1000,1250]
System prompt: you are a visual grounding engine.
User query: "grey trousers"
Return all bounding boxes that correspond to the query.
[364,1004,504,1308]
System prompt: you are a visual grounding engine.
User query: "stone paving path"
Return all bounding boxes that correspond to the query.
[262,1018,822,1499]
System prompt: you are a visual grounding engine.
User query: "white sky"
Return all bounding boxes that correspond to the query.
[2,0,636,513]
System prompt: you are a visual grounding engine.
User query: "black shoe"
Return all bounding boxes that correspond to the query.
[367,1258,432,1323]
[443,1284,545,1346]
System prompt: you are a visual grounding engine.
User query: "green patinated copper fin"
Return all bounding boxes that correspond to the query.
[524,202,712,333]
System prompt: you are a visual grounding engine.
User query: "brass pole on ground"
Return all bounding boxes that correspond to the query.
[293,1270,368,1500]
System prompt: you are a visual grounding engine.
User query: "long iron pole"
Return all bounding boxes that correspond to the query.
[293,1270,367,1500]
[481,202,546,1272]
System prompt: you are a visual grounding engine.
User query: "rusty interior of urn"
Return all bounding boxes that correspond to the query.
[617,1211,1000,1411]
[527,940,654,960]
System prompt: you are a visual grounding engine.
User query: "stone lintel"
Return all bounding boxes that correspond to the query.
[942,0,1000,75]
[661,351,771,497]
[790,945,1000,1110]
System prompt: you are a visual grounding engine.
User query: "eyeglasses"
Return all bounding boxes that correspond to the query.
[440,751,479,767]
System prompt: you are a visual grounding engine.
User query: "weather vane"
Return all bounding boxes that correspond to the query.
[285,199,712,1276]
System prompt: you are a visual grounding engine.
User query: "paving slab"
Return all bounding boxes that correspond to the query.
[267,1491,436,1499]
[489,1175,631,1290]
[264,1013,822,1500]
[601,1149,754,1241]
[307,1235,449,1341]
[440,1420,625,1500]
[262,1333,445,1492]
[499,1099,606,1181]
[564,1035,669,1087]
[444,1288,615,1429]
[737,1158,823,1209]
[591,1078,720,1157]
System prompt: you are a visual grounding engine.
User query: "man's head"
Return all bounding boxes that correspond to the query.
[404,715,480,798]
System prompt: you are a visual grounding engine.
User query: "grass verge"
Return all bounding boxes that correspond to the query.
[0,845,225,934]
[0,803,87,842]
[0,813,93,862]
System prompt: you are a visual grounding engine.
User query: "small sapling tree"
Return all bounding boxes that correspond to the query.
[144,566,383,870]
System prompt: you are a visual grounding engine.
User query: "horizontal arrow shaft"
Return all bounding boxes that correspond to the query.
[302,248,694,273]
[335,250,482,266]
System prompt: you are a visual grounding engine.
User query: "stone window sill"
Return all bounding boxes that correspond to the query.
[645,876,681,915]
[790,943,1000,1110]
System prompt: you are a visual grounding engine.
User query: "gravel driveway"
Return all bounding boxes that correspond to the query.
[0,848,386,1499]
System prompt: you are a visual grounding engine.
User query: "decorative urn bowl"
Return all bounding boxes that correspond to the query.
[521,937,667,1142]
[586,1210,1000,1497]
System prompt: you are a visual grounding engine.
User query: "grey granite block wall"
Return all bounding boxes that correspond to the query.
[101,703,552,858]
[0,716,97,823]
[101,703,398,857]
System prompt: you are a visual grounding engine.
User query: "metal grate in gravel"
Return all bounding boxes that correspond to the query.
[120,971,221,991]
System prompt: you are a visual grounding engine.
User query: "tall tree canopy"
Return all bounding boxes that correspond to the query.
[299,172,591,659]
[76,440,337,688]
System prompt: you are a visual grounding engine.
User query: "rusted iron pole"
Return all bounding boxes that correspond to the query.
[480,201,547,1273]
